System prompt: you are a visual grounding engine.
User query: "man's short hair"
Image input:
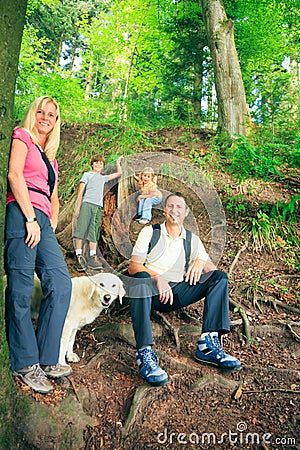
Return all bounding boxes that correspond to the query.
[164,192,188,208]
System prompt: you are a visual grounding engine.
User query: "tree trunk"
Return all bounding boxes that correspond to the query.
[200,0,250,137]
[0,0,27,444]
[192,51,203,123]
[0,0,28,334]
[121,21,144,122]
[85,59,94,100]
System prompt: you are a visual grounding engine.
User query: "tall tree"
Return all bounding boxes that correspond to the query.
[0,0,28,299]
[0,0,27,442]
[200,0,250,136]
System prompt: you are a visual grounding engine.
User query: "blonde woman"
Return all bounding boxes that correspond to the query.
[5,96,72,394]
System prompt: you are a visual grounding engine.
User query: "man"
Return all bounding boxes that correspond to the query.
[127,192,241,387]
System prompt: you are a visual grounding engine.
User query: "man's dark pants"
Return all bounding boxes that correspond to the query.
[127,270,230,350]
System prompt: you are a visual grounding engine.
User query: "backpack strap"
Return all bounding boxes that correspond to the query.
[183,229,192,272]
[148,223,161,253]
[147,223,192,272]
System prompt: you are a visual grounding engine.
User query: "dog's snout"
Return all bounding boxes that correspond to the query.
[103,294,111,302]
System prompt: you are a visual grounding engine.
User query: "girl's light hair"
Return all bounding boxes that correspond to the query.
[19,96,61,161]
[141,166,154,175]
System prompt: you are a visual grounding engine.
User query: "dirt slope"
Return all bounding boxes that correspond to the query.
[15,125,299,449]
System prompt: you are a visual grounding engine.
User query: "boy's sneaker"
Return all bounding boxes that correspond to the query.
[138,218,150,225]
[195,333,241,370]
[41,363,72,379]
[136,347,170,386]
[76,255,87,272]
[13,364,53,394]
[87,255,103,270]
[135,214,142,222]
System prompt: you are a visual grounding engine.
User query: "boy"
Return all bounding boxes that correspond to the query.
[73,154,122,271]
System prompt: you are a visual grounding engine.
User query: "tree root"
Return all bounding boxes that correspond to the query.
[243,388,300,395]
[190,374,239,391]
[122,385,155,438]
[261,296,300,315]
[229,297,252,344]
[155,350,201,373]
[152,311,181,350]
[286,324,300,342]
[228,241,248,276]
[179,309,201,325]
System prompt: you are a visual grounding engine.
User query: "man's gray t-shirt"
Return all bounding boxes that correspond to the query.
[80,172,109,206]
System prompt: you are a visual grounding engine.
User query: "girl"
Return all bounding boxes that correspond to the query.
[134,167,162,224]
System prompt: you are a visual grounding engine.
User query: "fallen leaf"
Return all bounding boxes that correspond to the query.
[233,385,243,400]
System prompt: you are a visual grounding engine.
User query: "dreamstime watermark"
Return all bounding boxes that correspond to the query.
[156,422,296,446]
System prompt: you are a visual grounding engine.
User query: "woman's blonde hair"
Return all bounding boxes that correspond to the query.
[19,96,61,161]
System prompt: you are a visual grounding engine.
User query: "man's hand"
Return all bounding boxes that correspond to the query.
[185,259,206,285]
[156,276,173,305]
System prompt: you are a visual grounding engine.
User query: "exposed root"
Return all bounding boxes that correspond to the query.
[155,350,201,373]
[261,296,300,315]
[229,297,252,344]
[243,388,300,395]
[68,377,81,403]
[190,374,239,391]
[286,324,300,342]
[152,311,180,350]
[122,385,155,438]
[179,309,201,325]
[228,241,249,276]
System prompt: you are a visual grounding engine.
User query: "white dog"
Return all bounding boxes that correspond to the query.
[59,272,125,365]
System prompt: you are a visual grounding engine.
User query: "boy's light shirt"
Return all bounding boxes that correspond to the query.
[80,171,109,206]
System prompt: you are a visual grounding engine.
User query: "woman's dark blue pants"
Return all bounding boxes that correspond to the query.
[4,202,72,371]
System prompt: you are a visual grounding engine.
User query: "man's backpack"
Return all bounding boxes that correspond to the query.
[147,223,192,271]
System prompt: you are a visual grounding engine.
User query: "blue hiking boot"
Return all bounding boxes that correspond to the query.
[136,347,170,386]
[195,333,241,370]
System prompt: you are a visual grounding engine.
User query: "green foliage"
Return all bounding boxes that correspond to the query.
[225,195,247,216]
[243,198,300,266]
[227,136,285,181]
[16,0,300,139]
[272,195,300,223]
[15,73,86,121]
[57,124,153,201]
[249,211,277,252]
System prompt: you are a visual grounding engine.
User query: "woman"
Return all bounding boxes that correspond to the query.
[5,96,72,394]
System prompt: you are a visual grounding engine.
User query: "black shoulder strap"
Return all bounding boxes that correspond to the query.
[183,229,192,271]
[147,223,192,272]
[36,145,55,197]
[148,223,161,253]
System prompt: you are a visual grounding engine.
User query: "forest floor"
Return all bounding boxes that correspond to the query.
[15,126,299,449]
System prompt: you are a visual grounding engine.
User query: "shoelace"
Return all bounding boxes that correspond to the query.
[141,349,158,370]
[211,336,226,358]
[30,364,48,381]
